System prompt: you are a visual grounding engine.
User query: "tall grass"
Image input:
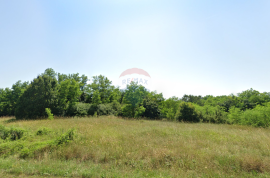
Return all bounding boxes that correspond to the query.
[0,116,270,177]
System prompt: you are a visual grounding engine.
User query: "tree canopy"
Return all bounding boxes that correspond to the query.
[1,68,270,128]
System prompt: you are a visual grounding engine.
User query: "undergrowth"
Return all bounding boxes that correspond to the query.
[0,116,270,177]
[0,125,76,159]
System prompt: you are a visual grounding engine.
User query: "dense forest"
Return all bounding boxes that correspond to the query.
[1,68,270,127]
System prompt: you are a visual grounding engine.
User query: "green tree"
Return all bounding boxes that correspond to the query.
[58,79,81,116]
[175,102,199,122]
[141,95,160,119]
[15,75,59,119]
[160,96,180,119]
[92,90,102,106]
[0,88,12,116]
[87,75,113,104]
[181,94,204,106]
[9,81,29,115]
[43,68,57,79]
[122,82,148,117]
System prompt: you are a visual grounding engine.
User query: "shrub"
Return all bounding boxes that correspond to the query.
[195,105,227,123]
[45,108,54,120]
[67,103,91,117]
[55,128,77,145]
[9,127,26,141]
[166,108,175,120]
[239,104,270,127]
[224,103,270,127]
[141,96,160,119]
[121,104,134,117]
[36,127,52,136]
[88,102,121,116]
[97,103,115,116]
[88,104,96,116]
[134,106,146,118]
[111,101,122,116]
[227,106,242,124]
[0,125,26,141]
[175,102,199,122]
[0,125,9,140]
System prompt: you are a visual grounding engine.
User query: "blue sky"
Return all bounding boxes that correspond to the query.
[0,0,269,98]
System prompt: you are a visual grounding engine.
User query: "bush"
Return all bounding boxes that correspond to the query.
[36,127,52,136]
[175,102,199,122]
[225,103,270,127]
[141,96,160,119]
[67,103,91,117]
[195,105,227,123]
[134,106,146,118]
[88,102,122,116]
[55,128,76,145]
[45,108,54,120]
[0,125,26,141]
[88,104,96,116]
[97,103,115,116]
[111,101,122,116]
[239,104,270,127]
[166,108,175,120]
[227,106,242,124]
[121,104,134,117]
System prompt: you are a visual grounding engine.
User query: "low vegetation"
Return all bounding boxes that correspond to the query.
[0,116,269,177]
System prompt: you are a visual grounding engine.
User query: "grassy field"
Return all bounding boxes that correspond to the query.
[0,116,270,178]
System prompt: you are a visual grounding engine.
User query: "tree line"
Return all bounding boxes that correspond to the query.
[1,68,270,127]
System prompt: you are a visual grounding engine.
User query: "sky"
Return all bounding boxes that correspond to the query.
[0,0,269,99]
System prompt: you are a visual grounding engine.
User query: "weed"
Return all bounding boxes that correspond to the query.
[36,127,52,136]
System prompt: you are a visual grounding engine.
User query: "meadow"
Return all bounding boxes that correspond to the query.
[0,116,270,178]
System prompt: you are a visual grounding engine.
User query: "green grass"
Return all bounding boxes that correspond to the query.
[0,116,270,177]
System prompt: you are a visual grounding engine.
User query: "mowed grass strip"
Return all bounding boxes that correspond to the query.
[0,116,270,177]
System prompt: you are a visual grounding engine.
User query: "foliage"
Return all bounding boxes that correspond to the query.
[58,78,81,116]
[160,97,181,119]
[166,108,175,120]
[0,81,28,116]
[141,95,160,119]
[97,104,115,116]
[2,68,270,126]
[42,68,57,79]
[227,106,242,124]
[0,125,26,141]
[92,90,102,106]
[121,104,134,118]
[54,128,77,145]
[67,102,91,117]
[239,103,270,127]
[36,127,52,136]
[122,82,148,117]
[134,106,146,118]
[86,75,113,104]
[45,108,54,120]
[0,124,77,159]
[181,94,204,106]
[175,102,199,122]
[195,104,227,123]
[110,101,122,116]
[15,75,59,119]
